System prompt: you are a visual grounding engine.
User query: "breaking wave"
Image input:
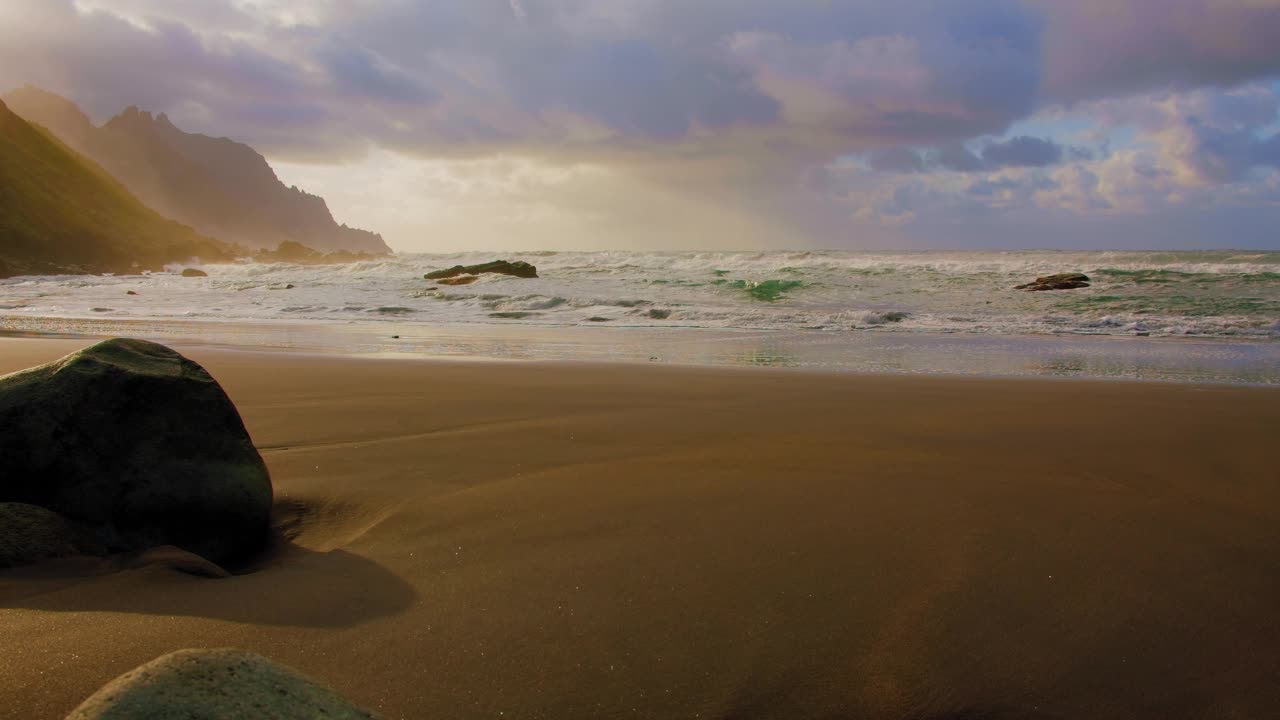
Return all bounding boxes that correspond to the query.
[2,249,1277,339]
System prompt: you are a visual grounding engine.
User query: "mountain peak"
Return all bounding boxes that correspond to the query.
[5,88,390,255]
[0,100,240,276]
[3,84,95,148]
[117,105,154,123]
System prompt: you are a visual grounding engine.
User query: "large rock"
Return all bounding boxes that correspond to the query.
[425,259,537,280]
[0,502,89,568]
[1016,272,1091,291]
[65,648,380,719]
[180,268,208,277]
[0,339,272,566]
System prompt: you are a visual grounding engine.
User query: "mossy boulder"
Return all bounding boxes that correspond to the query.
[0,338,272,566]
[65,649,380,719]
[180,268,208,277]
[0,502,90,567]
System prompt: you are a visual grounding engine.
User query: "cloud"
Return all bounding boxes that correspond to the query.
[1037,0,1280,103]
[314,43,435,105]
[867,146,927,173]
[864,135,1081,174]
[1077,83,1280,186]
[3,0,1273,160]
[980,135,1064,167]
[0,0,1278,250]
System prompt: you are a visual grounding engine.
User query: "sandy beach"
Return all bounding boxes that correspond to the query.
[2,336,1278,719]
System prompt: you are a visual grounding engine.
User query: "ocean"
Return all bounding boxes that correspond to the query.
[3,249,1278,383]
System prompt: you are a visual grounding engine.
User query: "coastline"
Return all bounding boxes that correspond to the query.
[2,337,1279,719]
[3,316,1279,385]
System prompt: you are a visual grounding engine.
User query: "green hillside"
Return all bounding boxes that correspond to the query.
[5,86,390,255]
[0,98,238,277]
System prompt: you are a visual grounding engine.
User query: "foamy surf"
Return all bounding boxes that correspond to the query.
[3,250,1276,340]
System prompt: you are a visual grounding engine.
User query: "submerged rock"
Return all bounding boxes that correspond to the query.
[0,338,272,566]
[1016,273,1091,291]
[0,502,90,568]
[425,260,538,280]
[65,648,380,719]
[180,268,208,277]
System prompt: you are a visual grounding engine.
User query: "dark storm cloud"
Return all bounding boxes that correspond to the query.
[314,44,435,105]
[980,136,1064,168]
[869,136,1079,174]
[1,0,1279,250]
[2,0,1277,160]
[867,147,927,173]
[1184,120,1280,182]
[1037,0,1280,104]
[927,143,986,173]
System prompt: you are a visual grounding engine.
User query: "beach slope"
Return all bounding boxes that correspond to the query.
[1,339,1277,719]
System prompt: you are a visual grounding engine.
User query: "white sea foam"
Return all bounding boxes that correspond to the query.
[1,250,1277,339]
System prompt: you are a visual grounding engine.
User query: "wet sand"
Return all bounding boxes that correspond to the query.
[2,337,1278,719]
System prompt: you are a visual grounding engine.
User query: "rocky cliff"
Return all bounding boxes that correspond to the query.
[4,86,390,255]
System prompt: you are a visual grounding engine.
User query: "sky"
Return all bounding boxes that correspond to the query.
[2,0,1280,252]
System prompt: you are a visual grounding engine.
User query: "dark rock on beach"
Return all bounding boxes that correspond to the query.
[426,260,538,280]
[0,338,272,566]
[65,648,380,719]
[1016,272,1091,291]
[0,502,94,568]
[180,268,208,277]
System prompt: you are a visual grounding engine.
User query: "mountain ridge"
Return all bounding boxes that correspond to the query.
[3,85,391,256]
[0,97,242,277]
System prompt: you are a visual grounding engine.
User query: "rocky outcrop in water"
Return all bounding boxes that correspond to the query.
[1016,273,1091,291]
[66,649,380,719]
[0,338,272,567]
[425,260,538,280]
[254,240,381,265]
[180,268,208,277]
